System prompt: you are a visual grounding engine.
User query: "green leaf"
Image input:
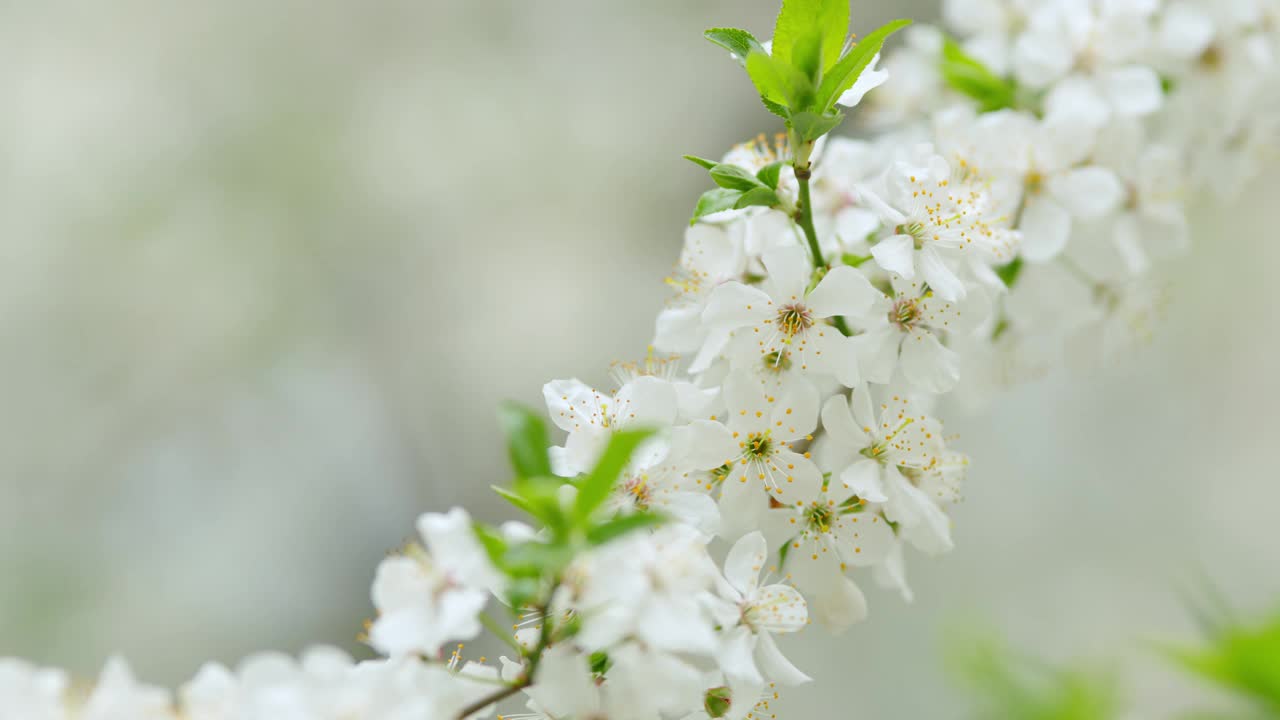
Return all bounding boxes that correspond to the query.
[940,36,1017,113]
[996,257,1024,288]
[574,429,655,521]
[492,485,537,516]
[777,537,795,571]
[704,27,766,66]
[683,154,719,170]
[586,511,666,545]
[497,402,552,479]
[815,19,912,113]
[790,110,844,142]
[504,540,575,576]
[1164,611,1280,713]
[509,474,571,535]
[842,252,873,268]
[756,162,784,190]
[734,186,781,210]
[692,188,744,224]
[745,50,814,111]
[472,522,509,570]
[505,576,541,611]
[772,0,849,78]
[761,97,791,120]
[709,163,765,192]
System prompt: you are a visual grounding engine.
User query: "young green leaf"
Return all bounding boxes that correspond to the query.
[761,96,791,120]
[683,154,719,170]
[497,401,552,479]
[704,27,766,66]
[472,522,509,571]
[734,186,782,210]
[777,537,795,570]
[995,257,1024,288]
[511,474,571,535]
[574,429,654,522]
[692,188,743,225]
[504,540,575,577]
[815,19,912,113]
[756,162,784,190]
[745,51,814,111]
[492,485,538,517]
[790,110,844,142]
[941,37,1017,113]
[586,511,666,546]
[709,163,765,192]
[772,0,849,77]
[1164,611,1280,713]
[842,252,873,268]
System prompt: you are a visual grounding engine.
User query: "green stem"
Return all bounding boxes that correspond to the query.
[478,611,520,653]
[794,165,824,271]
[793,155,853,337]
[453,583,560,720]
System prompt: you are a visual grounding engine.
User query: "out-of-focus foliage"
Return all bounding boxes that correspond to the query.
[1167,607,1280,719]
[949,632,1124,720]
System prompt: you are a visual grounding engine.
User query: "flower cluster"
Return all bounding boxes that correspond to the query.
[4,0,1277,718]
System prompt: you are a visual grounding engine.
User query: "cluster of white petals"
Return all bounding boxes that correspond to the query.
[5,0,1277,718]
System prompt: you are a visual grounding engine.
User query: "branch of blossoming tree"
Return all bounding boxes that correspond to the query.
[453,581,560,720]
[792,147,853,337]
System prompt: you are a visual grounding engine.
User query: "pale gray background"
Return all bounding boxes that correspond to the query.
[0,1,1276,717]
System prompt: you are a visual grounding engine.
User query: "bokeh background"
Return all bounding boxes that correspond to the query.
[1,1,1277,717]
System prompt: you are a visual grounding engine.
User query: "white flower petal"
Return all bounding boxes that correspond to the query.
[812,576,868,632]
[838,459,888,503]
[672,419,739,470]
[836,54,889,108]
[762,245,813,301]
[805,265,881,319]
[717,626,764,688]
[917,246,966,303]
[702,282,773,330]
[820,393,871,450]
[754,632,812,686]
[1049,166,1123,219]
[1101,65,1164,117]
[900,329,960,393]
[724,531,767,597]
[1018,196,1072,262]
[870,234,917,278]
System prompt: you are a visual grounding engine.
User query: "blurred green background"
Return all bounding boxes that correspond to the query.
[1,1,1277,717]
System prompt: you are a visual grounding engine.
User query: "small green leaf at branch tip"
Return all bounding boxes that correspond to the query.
[756,162,784,190]
[761,96,791,120]
[683,154,718,170]
[746,50,814,111]
[709,163,765,192]
[735,186,782,210]
[789,110,844,143]
[771,0,849,76]
[574,428,655,522]
[842,252,873,268]
[497,402,552,479]
[940,36,1017,113]
[815,18,912,113]
[586,511,666,546]
[704,27,765,66]
[492,485,537,516]
[692,188,743,225]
